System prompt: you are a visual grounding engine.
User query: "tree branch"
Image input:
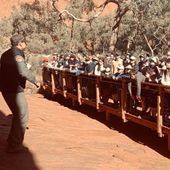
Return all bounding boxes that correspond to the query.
[112,7,129,30]
[97,0,120,10]
[50,0,120,22]
[143,34,154,56]
[50,0,60,13]
[153,35,166,51]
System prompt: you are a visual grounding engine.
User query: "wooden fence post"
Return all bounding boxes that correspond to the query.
[96,77,100,111]
[106,111,111,121]
[62,71,67,98]
[121,80,127,122]
[157,87,163,137]
[77,76,82,105]
[51,70,55,95]
[168,132,170,151]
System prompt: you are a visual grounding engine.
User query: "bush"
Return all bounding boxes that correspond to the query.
[27,33,56,54]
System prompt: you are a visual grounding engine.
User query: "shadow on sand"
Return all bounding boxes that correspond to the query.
[0,110,40,170]
[52,94,170,159]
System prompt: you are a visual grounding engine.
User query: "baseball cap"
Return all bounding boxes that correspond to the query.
[10,34,25,46]
[130,56,136,60]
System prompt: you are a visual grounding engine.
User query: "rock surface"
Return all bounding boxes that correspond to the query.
[0,0,116,19]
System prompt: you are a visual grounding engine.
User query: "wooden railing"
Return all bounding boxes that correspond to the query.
[42,67,170,151]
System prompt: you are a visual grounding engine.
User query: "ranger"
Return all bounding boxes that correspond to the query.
[0,34,39,153]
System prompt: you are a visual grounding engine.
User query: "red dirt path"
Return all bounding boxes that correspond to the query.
[0,93,170,170]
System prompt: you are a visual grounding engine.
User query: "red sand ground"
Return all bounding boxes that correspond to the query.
[0,93,170,170]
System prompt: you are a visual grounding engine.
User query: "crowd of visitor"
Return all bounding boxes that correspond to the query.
[41,51,170,125]
[42,51,170,90]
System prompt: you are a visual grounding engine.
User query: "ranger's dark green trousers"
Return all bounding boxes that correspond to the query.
[2,92,28,148]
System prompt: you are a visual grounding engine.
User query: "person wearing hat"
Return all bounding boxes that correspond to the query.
[0,34,39,153]
[145,57,161,83]
[138,55,146,71]
[112,54,123,74]
[133,55,149,102]
[84,55,97,99]
[94,59,105,76]
[125,56,145,102]
[84,55,96,75]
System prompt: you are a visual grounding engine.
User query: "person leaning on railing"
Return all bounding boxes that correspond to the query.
[84,55,98,100]
[161,57,170,125]
[134,55,148,102]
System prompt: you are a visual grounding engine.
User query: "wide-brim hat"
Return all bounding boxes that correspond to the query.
[117,65,124,70]
[92,56,99,61]
[125,64,132,69]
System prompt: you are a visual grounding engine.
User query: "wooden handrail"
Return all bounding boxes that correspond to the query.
[43,68,170,151]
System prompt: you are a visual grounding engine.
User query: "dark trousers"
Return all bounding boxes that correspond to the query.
[136,72,146,97]
[2,92,28,148]
[128,72,146,97]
